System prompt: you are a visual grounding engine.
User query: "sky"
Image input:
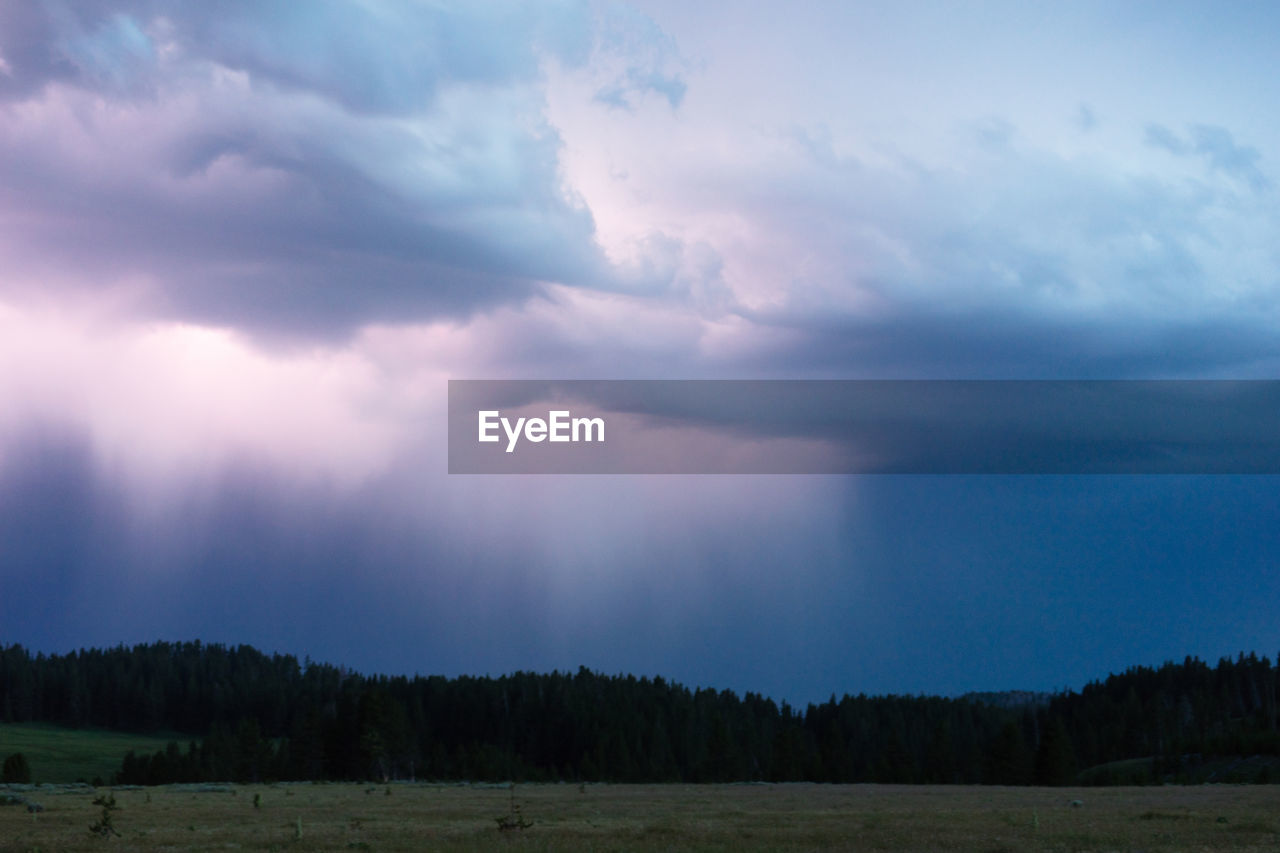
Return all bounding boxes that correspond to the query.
[1,1,1279,705]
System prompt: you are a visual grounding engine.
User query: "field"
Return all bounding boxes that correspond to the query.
[4,781,1280,852]
[0,724,184,785]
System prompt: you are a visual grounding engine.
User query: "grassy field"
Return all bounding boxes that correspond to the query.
[3,781,1280,851]
[0,724,185,785]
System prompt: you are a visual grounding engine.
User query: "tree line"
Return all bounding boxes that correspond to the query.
[1,642,1277,785]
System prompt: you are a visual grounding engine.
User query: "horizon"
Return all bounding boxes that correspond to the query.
[5,636,1272,709]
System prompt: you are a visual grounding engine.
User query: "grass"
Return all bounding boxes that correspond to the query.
[2,782,1279,851]
[0,723,186,784]
[1078,754,1280,785]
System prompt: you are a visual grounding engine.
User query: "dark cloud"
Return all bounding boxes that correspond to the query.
[0,1,689,338]
[734,307,1280,380]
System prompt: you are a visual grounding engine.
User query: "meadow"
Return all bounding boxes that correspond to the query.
[3,781,1280,852]
[0,724,184,786]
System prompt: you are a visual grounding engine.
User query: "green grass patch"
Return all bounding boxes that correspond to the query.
[1076,756,1156,786]
[0,722,189,784]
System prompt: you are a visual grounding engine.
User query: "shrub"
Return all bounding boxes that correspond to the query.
[89,793,121,838]
[2,753,31,784]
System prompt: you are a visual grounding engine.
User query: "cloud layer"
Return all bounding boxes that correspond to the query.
[0,1,696,336]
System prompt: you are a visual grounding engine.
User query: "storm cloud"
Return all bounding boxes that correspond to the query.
[0,1,690,336]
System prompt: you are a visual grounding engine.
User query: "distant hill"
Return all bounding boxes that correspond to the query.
[2,642,1277,786]
[959,690,1052,709]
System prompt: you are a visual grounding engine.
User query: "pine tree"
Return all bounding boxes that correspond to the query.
[1033,717,1076,786]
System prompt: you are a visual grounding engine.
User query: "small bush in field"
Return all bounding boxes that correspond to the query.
[89,792,121,838]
